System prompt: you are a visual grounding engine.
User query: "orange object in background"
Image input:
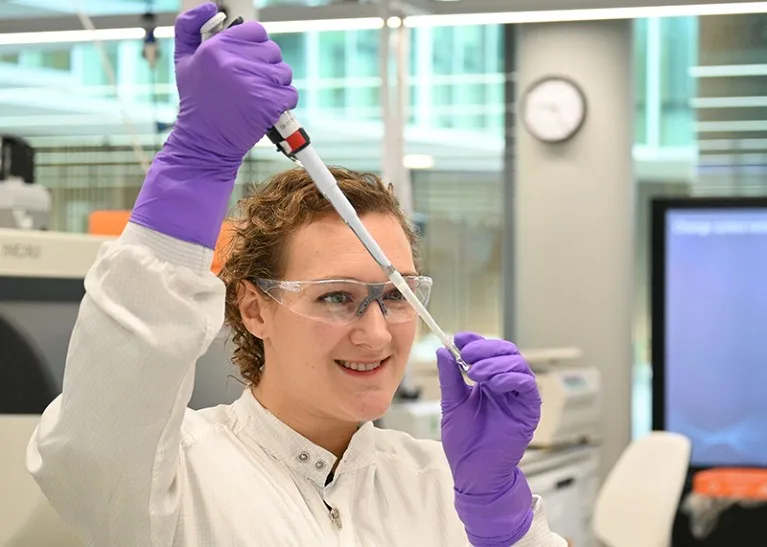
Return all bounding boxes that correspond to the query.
[88,210,235,275]
[211,221,235,275]
[693,468,767,501]
[88,210,132,237]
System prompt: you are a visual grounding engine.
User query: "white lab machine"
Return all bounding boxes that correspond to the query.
[380,399,442,440]
[523,446,601,547]
[0,228,246,413]
[531,362,602,448]
[525,349,602,545]
[383,344,602,448]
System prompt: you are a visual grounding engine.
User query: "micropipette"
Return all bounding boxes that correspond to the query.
[201,13,470,373]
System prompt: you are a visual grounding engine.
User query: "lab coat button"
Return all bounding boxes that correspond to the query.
[329,507,342,529]
[297,451,310,463]
[315,459,326,470]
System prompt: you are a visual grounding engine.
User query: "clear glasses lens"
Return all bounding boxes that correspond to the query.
[259,276,432,324]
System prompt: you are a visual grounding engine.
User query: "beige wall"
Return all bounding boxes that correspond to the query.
[513,19,635,478]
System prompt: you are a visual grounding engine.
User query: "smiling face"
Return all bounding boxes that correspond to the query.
[245,212,419,427]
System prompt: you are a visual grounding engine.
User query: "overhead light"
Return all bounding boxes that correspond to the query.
[0,27,145,46]
[690,64,767,78]
[157,17,385,37]
[404,2,767,27]
[262,17,384,33]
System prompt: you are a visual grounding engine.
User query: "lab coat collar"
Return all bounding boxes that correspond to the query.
[231,389,377,486]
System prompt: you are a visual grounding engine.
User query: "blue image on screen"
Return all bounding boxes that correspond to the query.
[665,209,767,468]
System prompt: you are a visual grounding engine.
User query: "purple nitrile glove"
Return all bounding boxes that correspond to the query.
[436,332,542,547]
[130,2,298,248]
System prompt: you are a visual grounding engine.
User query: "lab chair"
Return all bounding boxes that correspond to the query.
[0,415,83,547]
[592,431,691,547]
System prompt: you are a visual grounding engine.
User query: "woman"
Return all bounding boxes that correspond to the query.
[27,3,566,546]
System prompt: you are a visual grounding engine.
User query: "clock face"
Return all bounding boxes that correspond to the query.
[522,77,586,143]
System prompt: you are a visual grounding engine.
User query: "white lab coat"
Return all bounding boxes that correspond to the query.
[27,224,567,547]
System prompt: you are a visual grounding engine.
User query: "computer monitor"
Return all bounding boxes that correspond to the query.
[651,197,767,470]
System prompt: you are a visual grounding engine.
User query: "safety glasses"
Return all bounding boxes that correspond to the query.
[255,276,433,325]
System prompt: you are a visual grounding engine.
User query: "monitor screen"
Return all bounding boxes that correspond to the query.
[652,198,767,469]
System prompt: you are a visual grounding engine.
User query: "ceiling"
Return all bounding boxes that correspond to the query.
[1,0,759,177]
[0,0,348,20]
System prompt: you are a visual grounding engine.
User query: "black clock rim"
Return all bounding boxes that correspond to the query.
[519,74,588,144]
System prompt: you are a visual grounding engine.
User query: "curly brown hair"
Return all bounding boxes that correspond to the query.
[219,166,420,386]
